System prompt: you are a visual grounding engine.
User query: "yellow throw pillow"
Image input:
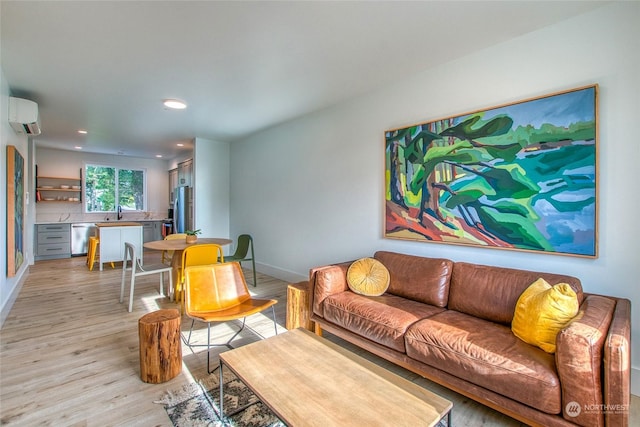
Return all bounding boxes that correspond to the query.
[346,258,390,296]
[512,278,579,353]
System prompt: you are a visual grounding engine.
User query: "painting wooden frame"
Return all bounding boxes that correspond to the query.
[384,85,598,257]
[7,145,25,276]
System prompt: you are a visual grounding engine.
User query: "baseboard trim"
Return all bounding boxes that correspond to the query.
[255,261,306,284]
[0,266,28,329]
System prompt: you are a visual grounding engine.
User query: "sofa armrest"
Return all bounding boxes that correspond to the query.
[604,298,631,427]
[309,262,351,318]
[556,295,616,426]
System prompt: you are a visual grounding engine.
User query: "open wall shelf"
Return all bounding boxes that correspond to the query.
[35,166,83,203]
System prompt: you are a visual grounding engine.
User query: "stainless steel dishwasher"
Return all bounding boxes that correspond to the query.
[71,223,96,256]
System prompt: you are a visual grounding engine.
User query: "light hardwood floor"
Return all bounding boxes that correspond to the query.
[1,253,637,426]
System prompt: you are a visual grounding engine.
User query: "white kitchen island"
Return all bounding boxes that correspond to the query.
[95,222,143,271]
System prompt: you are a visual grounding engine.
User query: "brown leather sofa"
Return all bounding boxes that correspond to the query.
[309,251,631,427]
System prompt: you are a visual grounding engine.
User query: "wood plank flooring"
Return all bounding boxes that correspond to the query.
[1,253,637,426]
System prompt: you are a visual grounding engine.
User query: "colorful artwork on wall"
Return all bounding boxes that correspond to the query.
[384,85,598,257]
[7,145,25,276]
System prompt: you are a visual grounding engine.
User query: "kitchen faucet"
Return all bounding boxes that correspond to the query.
[117,205,123,220]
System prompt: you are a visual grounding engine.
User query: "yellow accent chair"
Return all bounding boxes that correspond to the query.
[182,262,278,373]
[174,244,225,311]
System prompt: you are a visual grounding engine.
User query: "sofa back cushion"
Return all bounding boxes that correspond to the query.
[449,262,583,324]
[374,251,453,307]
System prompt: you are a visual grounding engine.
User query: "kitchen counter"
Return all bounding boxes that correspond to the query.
[36,219,168,225]
[95,222,143,227]
[95,223,144,270]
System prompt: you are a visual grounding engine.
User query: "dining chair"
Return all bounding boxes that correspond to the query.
[225,234,257,287]
[182,262,278,373]
[175,244,225,312]
[161,233,187,265]
[120,242,173,312]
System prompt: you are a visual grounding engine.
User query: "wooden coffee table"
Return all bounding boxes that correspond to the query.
[219,328,452,426]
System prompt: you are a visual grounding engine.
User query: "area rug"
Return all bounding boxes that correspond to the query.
[156,370,285,427]
[157,370,450,427]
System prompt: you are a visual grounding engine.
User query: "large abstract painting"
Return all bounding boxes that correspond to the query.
[7,145,25,276]
[385,85,598,257]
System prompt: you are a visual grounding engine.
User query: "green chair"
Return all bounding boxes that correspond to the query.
[225,234,257,287]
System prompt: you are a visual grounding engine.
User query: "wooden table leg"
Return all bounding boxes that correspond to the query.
[170,250,184,301]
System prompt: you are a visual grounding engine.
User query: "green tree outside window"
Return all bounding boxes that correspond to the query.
[85,165,145,212]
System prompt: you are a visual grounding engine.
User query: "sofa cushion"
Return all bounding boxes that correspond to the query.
[323,292,444,352]
[405,310,561,414]
[347,257,390,296]
[449,262,583,324]
[512,278,579,353]
[374,251,452,307]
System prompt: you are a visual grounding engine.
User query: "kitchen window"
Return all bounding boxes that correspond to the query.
[85,164,145,212]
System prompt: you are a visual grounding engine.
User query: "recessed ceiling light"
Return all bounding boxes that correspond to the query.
[78,129,88,134]
[163,99,187,110]
[177,143,184,147]
[156,154,163,158]
[75,146,83,150]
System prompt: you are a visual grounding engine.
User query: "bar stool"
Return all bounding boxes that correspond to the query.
[87,236,114,271]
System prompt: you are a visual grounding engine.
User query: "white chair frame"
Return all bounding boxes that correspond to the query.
[120,242,173,312]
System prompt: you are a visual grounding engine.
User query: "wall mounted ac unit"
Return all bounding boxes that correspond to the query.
[9,96,41,136]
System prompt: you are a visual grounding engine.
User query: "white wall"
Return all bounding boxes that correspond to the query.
[230,2,640,393]
[193,137,230,242]
[33,148,170,223]
[0,68,31,325]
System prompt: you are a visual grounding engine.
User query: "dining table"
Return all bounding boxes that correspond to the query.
[143,237,232,298]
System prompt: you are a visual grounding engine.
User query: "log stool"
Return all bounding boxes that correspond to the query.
[138,309,182,383]
[286,281,314,331]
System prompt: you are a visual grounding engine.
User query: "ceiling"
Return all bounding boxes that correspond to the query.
[1,1,607,160]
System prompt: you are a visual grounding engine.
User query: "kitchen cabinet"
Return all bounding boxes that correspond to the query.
[36,167,82,203]
[168,168,178,203]
[96,223,143,270]
[177,159,192,187]
[142,221,163,243]
[35,223,71,260]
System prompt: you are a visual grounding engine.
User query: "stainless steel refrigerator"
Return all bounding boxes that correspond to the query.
[173,186,192,233]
